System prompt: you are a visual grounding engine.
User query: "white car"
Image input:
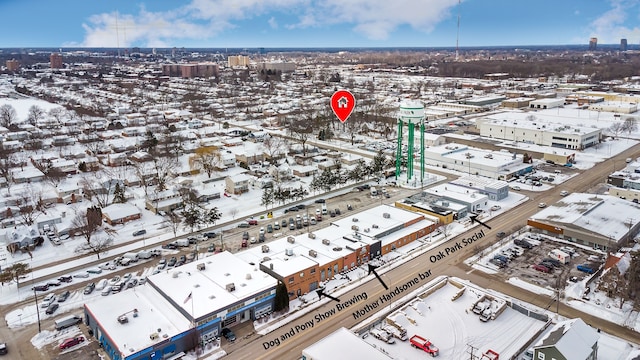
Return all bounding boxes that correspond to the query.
[41,294,57,308]
[560,190,569,196]
[538,203,547,208]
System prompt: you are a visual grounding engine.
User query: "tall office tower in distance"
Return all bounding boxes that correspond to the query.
[589,37,598,51]
[50,53,63,69]
[620,38,628,51]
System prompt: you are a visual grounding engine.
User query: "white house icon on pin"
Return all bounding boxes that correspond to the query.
[337,96,348,108]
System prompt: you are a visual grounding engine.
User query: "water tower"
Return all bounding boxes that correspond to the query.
[395,101,426,183]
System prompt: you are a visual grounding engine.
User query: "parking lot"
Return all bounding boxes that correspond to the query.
[483,231,605,289]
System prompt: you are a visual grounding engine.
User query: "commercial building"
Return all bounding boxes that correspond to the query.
[84,251,277,360]
[302,327,393,360]
[162,63,219,78]
[228,55,249,67]
[477,113,601,150]
[50,53,63,69]
[5,59,19,71]
[589,37,598,51]
[527,193,640,251]
[256,62,296,72]
[423,143,532,181]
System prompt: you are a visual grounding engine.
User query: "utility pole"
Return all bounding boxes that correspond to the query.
[466,343,480,360]
[33,288,41,333]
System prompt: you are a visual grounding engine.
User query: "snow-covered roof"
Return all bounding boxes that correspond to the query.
[536,318,599,360]
[101,203,141,221]
[331,205,424,240]
[302,327,393,360]
[148,251,277,320]
[84,284,191,358]
[529,194,640,241]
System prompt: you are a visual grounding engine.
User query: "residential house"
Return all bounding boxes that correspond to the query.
[225,173,251,195]
[102,203,142,226]
[532,318,599,360]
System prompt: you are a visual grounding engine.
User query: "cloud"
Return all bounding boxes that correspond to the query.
[590,0,640,43]
[268,17,278,29]
[78,0,460,46]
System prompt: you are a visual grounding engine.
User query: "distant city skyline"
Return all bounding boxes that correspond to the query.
[1,0,639,49]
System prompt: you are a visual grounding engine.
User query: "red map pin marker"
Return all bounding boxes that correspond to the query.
[331,90,355,123]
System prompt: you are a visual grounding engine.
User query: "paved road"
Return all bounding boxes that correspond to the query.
[227,143,640,359]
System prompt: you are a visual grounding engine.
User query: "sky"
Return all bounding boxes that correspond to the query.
[0,1,640,49]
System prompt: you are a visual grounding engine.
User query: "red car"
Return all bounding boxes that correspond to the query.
[247,219,258,225]
[60,336,84,350]
[533,264,550,273]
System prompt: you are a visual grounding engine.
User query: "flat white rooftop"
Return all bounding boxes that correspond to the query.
[148,251,277,319]
[302,327,393,360]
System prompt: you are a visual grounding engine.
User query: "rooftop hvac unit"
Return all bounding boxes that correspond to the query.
[246,273,252,280]
[372,224,379,229]
[353,233,361,239]
[269,263,273,270]
[364,228,370,233]
[332,247,343,252]
[285,248,294,256]
[287,236,295,244]
[309,250,317,258]
[308,232,316,239]
[172,271,181,278]
[262,256,271,262]
[322,239,331,245]
[196,263,205,271]
[261,245,269,253]
[150,333,159,340]
[226,283,236,292]
[352,218,359,222]
[351,225,359,231]
[383,213,390,219]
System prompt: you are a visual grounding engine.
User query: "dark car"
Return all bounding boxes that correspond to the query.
[329,210,336,217]
[58,291,70,302]
[334,208,341,215]
[203,231,217,238]
[47,280,61,287]
[237,223,250,228]
[287,207,299,213]
[543,258,562,267]
[281,219,288,227]
[59,336,85,350]
[513,239,533,249]
[208,244,215,252]
[259,233,266,243]
[496,231,506,239]
[0,342,7,355]
[168,257,177,267]
[162,243,178,250]
[347,204,353,211]
[179,255,186,263]
[45,303,59,315]
[133,229,147,236]
[242,232,249,240]
[32,284,49,292]
[314,199,326,203]
[533,264,551,273]
[296,204,306,210]
[221,328,236,341]
[58,276,73,283]
[83,282,96,295]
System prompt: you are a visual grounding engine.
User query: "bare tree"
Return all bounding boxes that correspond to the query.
[48,107,65,124]
[27,105,45,126]
[16,189,44,226]
[192,147,222,178]
[0,104,17,128]
[78,174,111,208]
[0,263,31,287]
[0,149,15,195]
[229,208,239,219]
[167,212,181,237]
[70,207,104,244]
[288,115,313,156]
[439,222,454,241]
[152,156,178,191]
[74,236,114,260]
[623,118,638,135]
[262,135,287,161]
[609,122,624,137]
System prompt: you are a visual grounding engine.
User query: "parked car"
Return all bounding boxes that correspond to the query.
[45,303,60,315]
[266,224,273,233]
[533,264,551,273]
[59,336,85,350]
[83,283,96,295]
[247,219,258,225]
[335,208,341,215]
[513,239,533,249]
[168,257,177,267]
[538,203,547,208]
[32,284,49,292]
[273,222,280,230]
[208,244,215,252]
[221,328,236,341]
[314,199,326,203]
[0,343,6,355]
[58,276,73,283]
[133,229,147,236]
[238,223,250,228]
[496,231,506,238]
[41,293,57,308]
[86,268,102,275]
[560,190,569,196]
[57,291,70,302]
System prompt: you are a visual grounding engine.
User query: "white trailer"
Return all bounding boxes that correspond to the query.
[548,249,570,264]
[123,252,139,262]
[137,250,152,259]
[176,239,190,247]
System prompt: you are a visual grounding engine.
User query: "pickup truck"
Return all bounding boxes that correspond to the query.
[369,328,395,344]
[410,334,439,356]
